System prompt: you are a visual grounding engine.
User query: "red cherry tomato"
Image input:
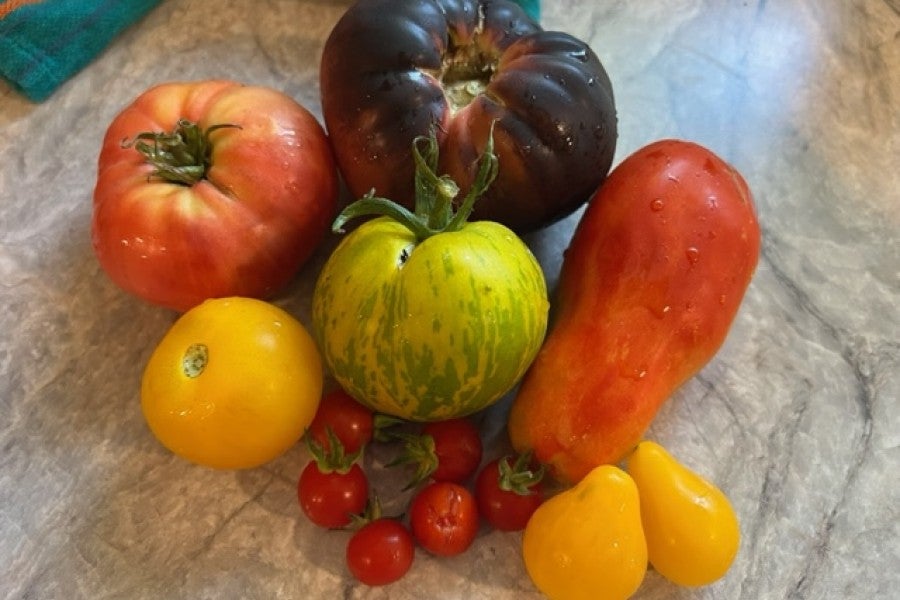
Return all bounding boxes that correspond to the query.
[308,388,374,455]
[409,481,479,556]
[393,418,484,487]
[346,518,415,586]
[424,418,483,483]
[475,455,545,531]
[297,461,368,529]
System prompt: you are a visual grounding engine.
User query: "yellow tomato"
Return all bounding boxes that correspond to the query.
[626,441,740,587]
[141,297,323,469]
[522,465,647,600]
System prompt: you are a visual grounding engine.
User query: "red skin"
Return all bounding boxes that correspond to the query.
[475,457,544,531]
[409,482,479,556]
[92,80,338,312]
[423,418,483,483]
[308,389,374,455]
[346,519,415,586]
[297,462,368,529]
[508,139,761,484]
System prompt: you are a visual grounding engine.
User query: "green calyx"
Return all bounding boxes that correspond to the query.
[122,118,240,185]
[332,124,499,241]
[386,432,440,490]
[305,427,361,474]
[498,452,545,496]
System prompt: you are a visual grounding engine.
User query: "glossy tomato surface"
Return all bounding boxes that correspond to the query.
[320,0,617,232]
[92,80,338,312]
[409,481,479,556]
[346,519,415,586]
[140,297,323,470]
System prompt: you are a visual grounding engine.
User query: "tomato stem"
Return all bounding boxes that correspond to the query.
[122,119,240,186]
[332,124,499,242]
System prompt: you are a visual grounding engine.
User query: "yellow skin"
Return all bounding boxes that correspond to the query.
[141,297,323,469]
[626,441,740,587]
[522,465,647,600]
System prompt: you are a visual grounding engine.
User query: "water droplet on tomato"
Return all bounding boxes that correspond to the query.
[650,198,665,212]
[685,247,700,264]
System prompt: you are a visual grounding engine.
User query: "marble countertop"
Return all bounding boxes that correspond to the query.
[2,1,897,598]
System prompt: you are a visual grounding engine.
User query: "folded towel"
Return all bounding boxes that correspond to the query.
[0,0,537,103]
[513,0,540,22]
[0,0,160,102]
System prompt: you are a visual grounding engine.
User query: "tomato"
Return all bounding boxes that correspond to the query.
[312,130,548,421]
[409,481,479,556]
[522,465,647,600]
[392,418,483,487]
[423,418,482,483]
[140,297,323,470]
[92,80,338,312]
[626,441,740,587]
[346,518,415,586]
[474,454,544,531]
[508,138,761,483]
[298,461,369,529]
[320,0,617,233]
[308,388,374,455]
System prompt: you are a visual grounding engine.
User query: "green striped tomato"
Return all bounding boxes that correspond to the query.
[312,215,548,421]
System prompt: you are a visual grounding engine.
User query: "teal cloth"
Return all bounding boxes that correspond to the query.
[0,0,160,102]
[513,0,540,21]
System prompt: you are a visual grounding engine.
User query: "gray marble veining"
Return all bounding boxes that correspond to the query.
[1,1,897,599]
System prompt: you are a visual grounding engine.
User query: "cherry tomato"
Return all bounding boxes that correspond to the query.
[475,454,545,531]
[425,418,483,483]
[409,481,479,556]
[297,461,368,529]
[346,518,415,586]
[392,418,484,487]
[308,388,374,455]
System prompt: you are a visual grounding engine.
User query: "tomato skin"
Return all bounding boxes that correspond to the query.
[474,457,544,532]
[346,519,415,586]
[92,80,338,312]
[297,462,369,529]
[308,388,374,455]
[626,441,740,587]
[509,139,761,483]
[423,418,483,483]
[409,482,479,556]
[140,297,323,470]
[312,216,548,421]
[522,465,647,600]
[320,0,617,232]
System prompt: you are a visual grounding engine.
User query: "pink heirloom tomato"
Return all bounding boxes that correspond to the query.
[320,0,617,233]
[92,80,339,312]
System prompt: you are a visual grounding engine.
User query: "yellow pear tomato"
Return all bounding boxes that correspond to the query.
[522,465,647,600]
[626,440,740,587]
[141,297,323,469]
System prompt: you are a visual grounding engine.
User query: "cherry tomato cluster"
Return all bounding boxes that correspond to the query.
[295,387,547,586]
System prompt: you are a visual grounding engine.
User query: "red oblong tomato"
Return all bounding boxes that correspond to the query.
[320,0,617,232]
[92,80,339,312]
